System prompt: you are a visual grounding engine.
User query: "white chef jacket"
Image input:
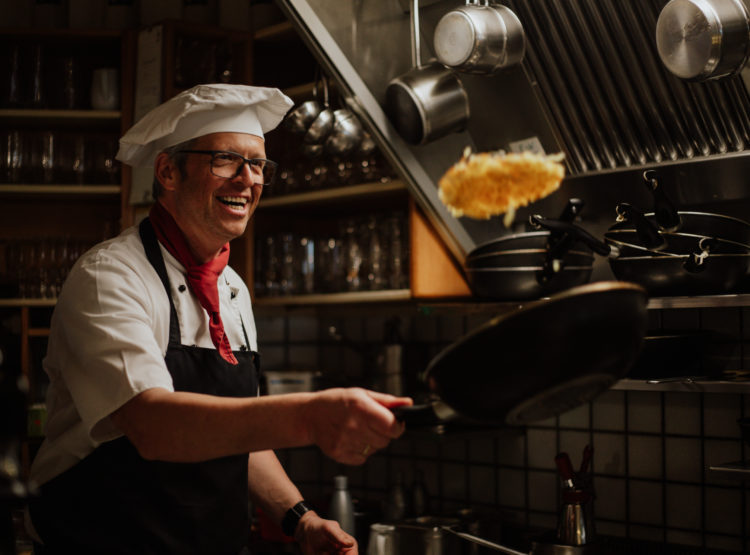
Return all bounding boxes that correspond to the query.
[29,225,259,489]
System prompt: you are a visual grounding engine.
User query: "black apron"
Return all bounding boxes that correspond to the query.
[29,218,260,555]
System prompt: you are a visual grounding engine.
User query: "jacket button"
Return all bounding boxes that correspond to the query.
[178,284,187,292]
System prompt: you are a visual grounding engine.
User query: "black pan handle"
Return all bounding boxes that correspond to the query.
[643,170,681,232]
[558,198,585,223]
[615,203,666,251]
[391,404,443,427]
[530,215,613,257]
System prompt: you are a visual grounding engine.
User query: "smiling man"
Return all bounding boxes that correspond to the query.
[26,84,411,555]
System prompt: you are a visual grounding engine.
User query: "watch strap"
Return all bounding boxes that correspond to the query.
[281,500,313,537]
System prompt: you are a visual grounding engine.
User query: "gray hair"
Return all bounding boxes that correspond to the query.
[151,138,196,199]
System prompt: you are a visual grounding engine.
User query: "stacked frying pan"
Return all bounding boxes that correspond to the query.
[605,171,750,295]
[533,171,750,296]
[464,199,596,300]
[465,172,750,300]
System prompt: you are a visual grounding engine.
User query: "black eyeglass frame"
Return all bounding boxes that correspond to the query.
[177,149,278,185]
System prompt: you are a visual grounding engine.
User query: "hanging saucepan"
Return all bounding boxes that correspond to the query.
[532,216,750,295]
[303,73,334,145]
[324,107,364,156]
[284,67,324,135]
[642,170,750,246]
[385,0,470,145]
[433,0,526,74]
[392,281,648,427]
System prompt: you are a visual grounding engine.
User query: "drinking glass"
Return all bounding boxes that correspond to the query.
[342,219,363,291]
[40,131,57,184]
[90,68,119,110]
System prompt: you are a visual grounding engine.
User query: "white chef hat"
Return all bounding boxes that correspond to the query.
[116,84,294,167]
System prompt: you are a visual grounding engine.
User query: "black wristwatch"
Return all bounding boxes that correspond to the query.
[281,501,313,537]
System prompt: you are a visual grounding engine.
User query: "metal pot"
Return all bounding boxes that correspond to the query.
[324,108,364,155]
[433,0,525,74]
[284,68,324,135]
[385,0,470,145]
[656,0,750,80]
[304,73,334,144]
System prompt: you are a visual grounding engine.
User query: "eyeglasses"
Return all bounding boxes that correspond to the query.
[178,150,278,185]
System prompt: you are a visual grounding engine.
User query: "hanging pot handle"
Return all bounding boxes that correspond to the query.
[530,215,613,257]
[643,170,681,232]
[682,237,717,274]
[615,203,666,251]
[411,0,421,68]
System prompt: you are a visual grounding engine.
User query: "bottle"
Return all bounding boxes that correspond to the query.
[328,475,355,535]
[410,469,429,517]
[383,472,407,522]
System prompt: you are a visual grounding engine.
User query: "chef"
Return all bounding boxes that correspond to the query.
[26,84,411,554]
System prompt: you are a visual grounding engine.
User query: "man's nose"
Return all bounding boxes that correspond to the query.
[234,162,263,186]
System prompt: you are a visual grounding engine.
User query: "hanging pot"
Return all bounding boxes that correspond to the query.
[433,0,526,74]
[303,73,334,144]
[284,68,324,135]
[385,0,470,145]
[393,281,648,427]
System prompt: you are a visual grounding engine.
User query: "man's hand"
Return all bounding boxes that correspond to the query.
[304,388,412,465]
[296,511,358,554]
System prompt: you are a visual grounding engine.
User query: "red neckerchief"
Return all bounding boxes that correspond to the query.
[149,202,238,365]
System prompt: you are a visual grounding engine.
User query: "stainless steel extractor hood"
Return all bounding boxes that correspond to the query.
[274,0,750,262]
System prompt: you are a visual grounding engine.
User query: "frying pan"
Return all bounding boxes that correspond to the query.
[464,265,593,300]
[465,249,594,269]
[609,253,750,295]
[643,170,750,246]
[393,281,648,427]
[532,215,750,295]
[466,199,587,261]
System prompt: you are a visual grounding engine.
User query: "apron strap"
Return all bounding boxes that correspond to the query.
[139,217,181,345]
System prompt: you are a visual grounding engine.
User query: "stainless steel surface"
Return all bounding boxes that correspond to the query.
[433,1,525,74]
[277,0,750,262]
[656,0,750,80]
[385,0,470,145]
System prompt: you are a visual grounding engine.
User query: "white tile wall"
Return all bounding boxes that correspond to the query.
[270,309,750,550]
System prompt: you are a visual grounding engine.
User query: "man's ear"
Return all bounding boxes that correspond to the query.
[154,152,179,192]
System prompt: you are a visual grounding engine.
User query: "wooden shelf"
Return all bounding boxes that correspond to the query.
[0,108,121,122]
[0,184,121,196]
[254,289,412,306]
[253,21,295,41]
[261,180,407,208]
[0,299,56,307]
